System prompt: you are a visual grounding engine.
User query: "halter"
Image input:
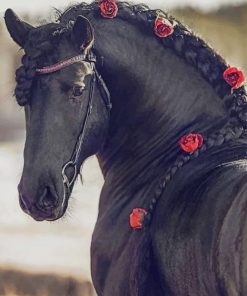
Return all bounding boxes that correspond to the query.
[36,51,112,207]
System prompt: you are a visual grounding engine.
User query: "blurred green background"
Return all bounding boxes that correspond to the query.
[0,1,246,295]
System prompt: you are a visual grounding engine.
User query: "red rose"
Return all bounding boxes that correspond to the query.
[223,67,245,90]
[179,133,204,153]
[154,17,174,38]
[130,208,147,230]
[100,0,118,19]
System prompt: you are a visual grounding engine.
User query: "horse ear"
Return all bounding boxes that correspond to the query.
[4,9,33,48]
[72,16,94,51]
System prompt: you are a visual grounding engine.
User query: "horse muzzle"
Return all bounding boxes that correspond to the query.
[18,184,64,221]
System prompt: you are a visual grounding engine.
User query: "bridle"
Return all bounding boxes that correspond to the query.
[36,50,112,207]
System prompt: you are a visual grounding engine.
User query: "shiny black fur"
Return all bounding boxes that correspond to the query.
[5,1,247,295]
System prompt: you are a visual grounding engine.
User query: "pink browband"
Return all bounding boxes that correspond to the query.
[36,54,88,74]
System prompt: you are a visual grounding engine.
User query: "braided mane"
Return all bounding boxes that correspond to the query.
[57,3,247,296]
[15,3,247,295]
[17,1,247,130]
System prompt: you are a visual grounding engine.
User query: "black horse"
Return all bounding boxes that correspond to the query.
[4,1,247,295]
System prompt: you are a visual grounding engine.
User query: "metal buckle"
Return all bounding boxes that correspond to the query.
[62,161,78,188]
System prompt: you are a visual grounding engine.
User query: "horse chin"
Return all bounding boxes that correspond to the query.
[28,209,66,222]
[32,208,67,222]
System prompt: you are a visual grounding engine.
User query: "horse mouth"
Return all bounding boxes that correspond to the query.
[21,205,68,222]
[19,192,69,222]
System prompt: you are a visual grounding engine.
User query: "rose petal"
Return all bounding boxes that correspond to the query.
[154,16,174,38]
[179,133,204,153]
[100,0,118,19]
[130,208,147,230]
[223,67,245,90]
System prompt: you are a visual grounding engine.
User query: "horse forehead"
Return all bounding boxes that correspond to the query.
[26,24,62,50]
[30,23,61,39]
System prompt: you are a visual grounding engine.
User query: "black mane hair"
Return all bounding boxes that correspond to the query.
[16,0,247,129]
[14,2,247,295]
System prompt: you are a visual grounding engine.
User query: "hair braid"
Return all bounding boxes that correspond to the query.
[15,50,43,106]
[26,2,247,295]
[104,0,247,211]
[115,4,246,106]
[61,2,247,295]
[130,123,244,295]
[60,2,247,132]
[143,122,244,229]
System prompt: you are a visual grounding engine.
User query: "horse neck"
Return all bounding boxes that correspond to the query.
[91,17,229,189]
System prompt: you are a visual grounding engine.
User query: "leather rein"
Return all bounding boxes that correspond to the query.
[36,51,112,206]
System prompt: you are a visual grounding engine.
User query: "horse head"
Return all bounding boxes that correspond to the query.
[5,10,111,221]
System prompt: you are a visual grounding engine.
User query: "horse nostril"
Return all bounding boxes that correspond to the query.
[39,187,58,211]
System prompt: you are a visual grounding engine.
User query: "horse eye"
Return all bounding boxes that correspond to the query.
[72,85,84,97]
